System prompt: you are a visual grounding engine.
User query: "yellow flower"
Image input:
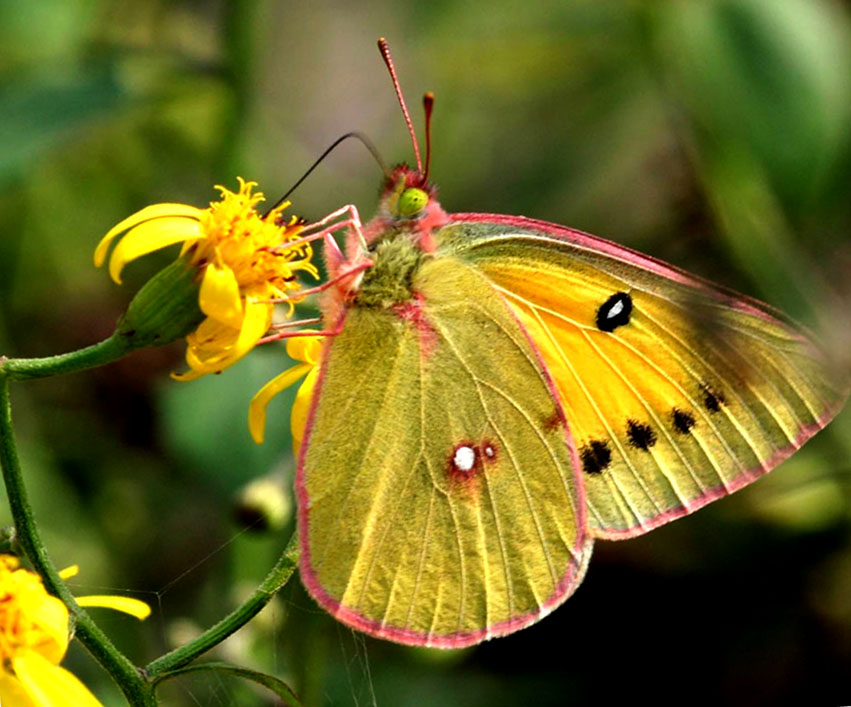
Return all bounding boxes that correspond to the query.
[94,178,318,380]
[249,333,323,449]
[0,556,150,707]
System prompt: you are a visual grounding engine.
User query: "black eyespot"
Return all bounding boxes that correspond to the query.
[596,292,632,332]
[626,419,656,450]
[672,408,696,434]
[701,385,725,413]
[580,439,612,474]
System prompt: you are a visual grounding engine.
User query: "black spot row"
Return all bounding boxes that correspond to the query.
[580,440,611,474]
[580,404,704,475]
[701,384,725,413]
[626,419,656,450]
[672,408,696,434]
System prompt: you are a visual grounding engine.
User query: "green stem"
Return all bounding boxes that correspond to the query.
[1,255,206,383]
[146,531,299,678]
[1,334,132,381]
[0,377,156,706]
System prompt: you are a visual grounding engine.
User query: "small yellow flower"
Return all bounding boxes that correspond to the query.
[0,556,150,707]
[249,333,323,450]
[94,178,318,380]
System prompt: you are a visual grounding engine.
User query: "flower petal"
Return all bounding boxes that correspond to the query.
[232,300,271,361]
[58,565,79,580]
[174,302,269,380]
[13,652,103,707]
[94,203,202,267]
[0,672,38,707]
[75,595,151,620]
[286,332,323,365]
[108,217,203,284]
[291,366,320,454]
[199,263,243,328]
[173,318,237,380]
[248,363,312,444]
[26,594,69,665]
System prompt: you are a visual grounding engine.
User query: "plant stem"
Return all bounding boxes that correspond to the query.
[0,377,156,706]
[0,334,132,381]
[146,531,299,678]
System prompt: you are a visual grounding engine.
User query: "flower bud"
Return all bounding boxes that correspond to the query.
[114,256,205,349]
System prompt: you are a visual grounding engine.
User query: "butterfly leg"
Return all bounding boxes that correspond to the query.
[270,205,367,264]
[267,259,373,306]
[299,204,368,252]
[257,317,346,344]
[267,316,323,330]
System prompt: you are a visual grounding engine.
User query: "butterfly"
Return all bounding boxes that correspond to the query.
[292,39,848,649]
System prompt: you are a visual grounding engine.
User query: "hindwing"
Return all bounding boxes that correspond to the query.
[297,256,592,647]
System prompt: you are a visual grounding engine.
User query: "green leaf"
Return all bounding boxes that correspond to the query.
[154,661,302,706]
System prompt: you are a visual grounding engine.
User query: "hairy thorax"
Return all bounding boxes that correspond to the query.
[355,230,429,309]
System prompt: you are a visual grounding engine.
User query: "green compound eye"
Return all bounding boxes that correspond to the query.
[397,188,428,218]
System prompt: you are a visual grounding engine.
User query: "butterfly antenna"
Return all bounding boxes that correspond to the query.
[264,131,389,216]
[422,92,434,182]
[378,37,422,174]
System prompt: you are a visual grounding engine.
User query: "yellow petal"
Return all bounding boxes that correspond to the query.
[176,302,269,380]
[285,331,323,365]
[249,363,312,444]
[108,217,203,284]
[170,367,205,382]
[58,565,79,580]
[231,299,271,361]
[75,595,151,620]
[94,203,202,267]
[13,652,103,707]
[291,366,320,453]
[199,263,243,328]
[170,365,208,382]
[0,672,38,707]
[181,326,235,375]
[27,595,69,665]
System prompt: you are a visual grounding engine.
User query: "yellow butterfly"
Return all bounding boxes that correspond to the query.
[289,40,847,648]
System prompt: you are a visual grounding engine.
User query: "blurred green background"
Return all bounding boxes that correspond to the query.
[2,0,851,705]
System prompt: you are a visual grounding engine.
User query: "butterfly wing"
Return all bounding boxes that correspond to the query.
[297,255,592,648]
[439,213,847,539]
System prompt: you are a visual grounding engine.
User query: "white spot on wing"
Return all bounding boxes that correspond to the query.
[453,446,476,472]
[607,299,624,319]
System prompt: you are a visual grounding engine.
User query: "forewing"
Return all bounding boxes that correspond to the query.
[441,214,848,539]
[297,257,591,648]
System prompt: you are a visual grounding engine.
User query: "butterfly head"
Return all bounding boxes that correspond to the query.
[373,164,449,246]
[382,165,434,220]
